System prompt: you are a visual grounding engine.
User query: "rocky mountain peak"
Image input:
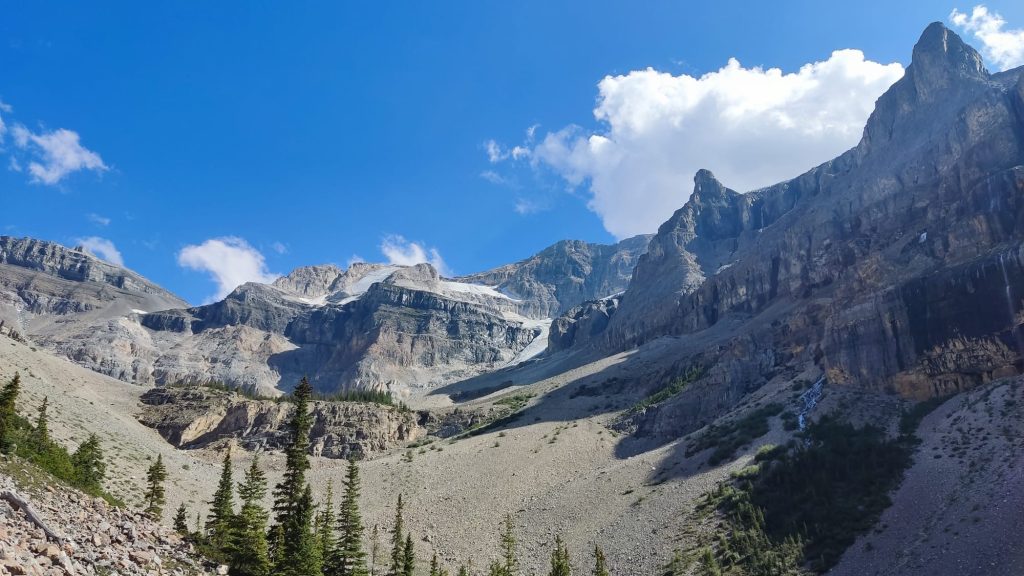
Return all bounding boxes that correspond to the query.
[272,264,344,298]
[911,22,988,86]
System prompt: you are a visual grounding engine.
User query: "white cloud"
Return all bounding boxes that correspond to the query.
[87,213,111,226]
[177,237,279,302]
[346,254,366,268]
[951,5,1024,70]
[379,235,451,276]
[270,241,288,254]
[75,236,124,267]
[12,125,108,185]
[499,50,903,239]
[513,198,545,215]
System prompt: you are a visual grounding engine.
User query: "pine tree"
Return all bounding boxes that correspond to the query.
[143,454,168,519]
[591,545,609,576]
[430,553,441,576]
[29,396,50,451]
[547,536,571,576]
[280,483,322,576]
[330,460,369,576]
[697,547,721,576]
[316,481,336,569]
[457,565,470,576]
[272,378,316,573]
[388,495,406,576]
[402,533,415,576]
[207,448,235,553]
[70,433,105,492]
[230,455,271,576]
[499,515,518,576]
[174,504,190,536]
[0,373,21,453]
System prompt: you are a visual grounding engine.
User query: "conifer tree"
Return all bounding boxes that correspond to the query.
[230,455,271,576]
[280,484,322,576]
[499,515,518,576]
[591,545,609,576]
[271,378,316,572]
[29,396,50,451]
[143,453,168,519]
[70,433,105,492]
[207,448,235,552]
[330,460,368,576]
[547,536,571,576]
[0,373,21,453]
[316,481,336,568]
[388,495,406,576]
[457,565,470,576]
[174,504,190,536]
[402,533,415,576]
[430,553,440,576]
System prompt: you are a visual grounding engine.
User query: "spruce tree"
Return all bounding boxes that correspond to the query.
[330,460,368,576]
[430,553,440,576]
[369,524,382,576]
[70,433,105,492]
[230,455,271,576]
[388,495,406,576]
[547,536,571,576]
[29,396,50,451]
[271,378,316,572]
[207,448,235,553]
[143,453,168,519]
[402,533,415,576]
[0,373,21,453]
[174,504,190,536]
[280,483,322,576]
[316,481,337,568]
[457,566,470,576]
[591,545,609,576]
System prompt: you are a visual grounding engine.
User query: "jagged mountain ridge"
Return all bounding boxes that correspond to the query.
[0,234,648,395]
[548,23,1024,441]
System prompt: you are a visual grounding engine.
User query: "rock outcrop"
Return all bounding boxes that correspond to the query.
[138,386,425,459]
[561,23,1024,440]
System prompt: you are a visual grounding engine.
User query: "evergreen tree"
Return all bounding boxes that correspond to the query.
[457,566,470,576]
[230,455,271,576]
[0,373,21,453]
[697,547,721,576]
[70,433,105,493]
[29,396,50,451]
[174,504,190,536]
[499,515,518,576]
[279,483,322,576]
[143,453,168,519]
[388,495,406,576]
[429,553,441,576]
[402,533,415,576]
[330,460,369,576]
[273,377,315,525]
[207,448,235,553]
[272,378,316,573]
[547,536,571,576]
[316,481,337,569]
[591,545,609,576]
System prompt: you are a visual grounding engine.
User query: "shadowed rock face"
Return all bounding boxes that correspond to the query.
[556,23,1024,440]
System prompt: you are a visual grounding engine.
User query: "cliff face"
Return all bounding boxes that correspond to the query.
[138,386,425,460]
[560,24,1024,439]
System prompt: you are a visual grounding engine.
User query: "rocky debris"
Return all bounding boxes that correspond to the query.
[138,386,426,459]
[458,235,650,318]
[0,469,212,576]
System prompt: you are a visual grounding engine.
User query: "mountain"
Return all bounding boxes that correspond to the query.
[0,236,647,395]
[547,22,1024,441]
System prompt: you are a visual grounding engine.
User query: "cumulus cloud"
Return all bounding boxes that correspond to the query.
[177,237,279,302]
[951,5,1024,70]
[11,125,107,185]
[75,236,124,266]
[87,213,111,226]
[379,235,451,276]
[496,50,903,239]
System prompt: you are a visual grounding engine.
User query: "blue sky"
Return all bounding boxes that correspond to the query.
[2,2,1023,304]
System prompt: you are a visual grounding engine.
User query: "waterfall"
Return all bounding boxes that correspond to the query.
[998,253,1023,357]
[797,375,826,432]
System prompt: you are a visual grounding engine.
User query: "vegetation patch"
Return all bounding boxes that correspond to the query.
[687,403,784,465]
[627,367,703,414]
